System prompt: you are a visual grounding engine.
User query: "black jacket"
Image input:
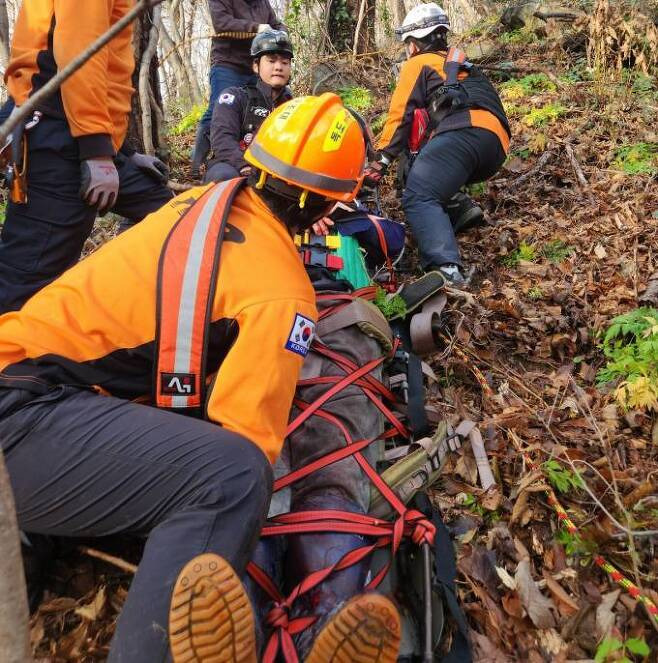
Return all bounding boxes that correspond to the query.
[209,0,286,72]
[209,79,292,171]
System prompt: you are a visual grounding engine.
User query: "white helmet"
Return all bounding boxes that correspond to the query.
[395,3,450,42]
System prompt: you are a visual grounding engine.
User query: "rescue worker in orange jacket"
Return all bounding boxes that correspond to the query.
[0,94,367,662]
[368,3,511,285]
[0,1,173,313]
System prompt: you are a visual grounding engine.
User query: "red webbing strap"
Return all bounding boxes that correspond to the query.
[367,214,397,292]
[250,509,435,663]
[274,399,399,491]
[285,354,386,436]
[273,436,374,491]
[312,341,397,401]
[306,339,409,438]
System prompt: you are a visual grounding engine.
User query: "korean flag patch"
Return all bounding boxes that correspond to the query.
[218,92,235,105]
[285,313,315,357]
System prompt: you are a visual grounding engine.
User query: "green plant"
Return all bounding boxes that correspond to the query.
[467,182,486,197]
[501,73,556,100]
[502,101,531,118]
[527,285,544,300]
[337,86,374,112]
[370,113,388,135]
[597,308,658,411]
[521,103,566,127]
[555,528,595,557]
[170,104,205,136]
[543,459,583,494]
[560,61,593,84]
[501,241,537,267]
[499,28,537,46]
[0,199,6,226]
[374,287,407,319]
[542,239,574,263]
[595,636,651,662]
[459,492,485,516]
[611,143,658,176]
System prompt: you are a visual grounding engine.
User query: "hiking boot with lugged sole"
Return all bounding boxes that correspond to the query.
[304,594,401,663]
[169,553,256,663]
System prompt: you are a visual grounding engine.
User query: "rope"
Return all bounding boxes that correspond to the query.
[515,442,658,626]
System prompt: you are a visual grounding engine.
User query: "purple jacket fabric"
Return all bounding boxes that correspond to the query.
[208,0,286,72]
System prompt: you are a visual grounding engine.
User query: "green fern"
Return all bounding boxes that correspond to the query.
[597,308,658,411]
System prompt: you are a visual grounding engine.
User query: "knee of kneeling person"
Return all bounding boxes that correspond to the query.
[197,434,272,506]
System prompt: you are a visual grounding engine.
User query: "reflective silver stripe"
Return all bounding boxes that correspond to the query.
[171,182,229,407]
[249,142,357,194]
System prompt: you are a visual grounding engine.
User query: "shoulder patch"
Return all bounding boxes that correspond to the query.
[218,93,236,105]
[285,313,315,358]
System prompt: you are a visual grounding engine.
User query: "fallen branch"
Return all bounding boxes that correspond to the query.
[533,11,581,22]
[0,0,164,146]
[78,546,137,574]
[511,150,554,188]
[565,143,589,188]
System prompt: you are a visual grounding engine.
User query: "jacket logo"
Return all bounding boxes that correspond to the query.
[252,106,269,117]
[161,372,196,395]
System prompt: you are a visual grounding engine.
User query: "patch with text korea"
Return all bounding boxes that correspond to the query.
[285,313,315,357]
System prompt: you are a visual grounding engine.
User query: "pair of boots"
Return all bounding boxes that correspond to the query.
[169,552,401,662]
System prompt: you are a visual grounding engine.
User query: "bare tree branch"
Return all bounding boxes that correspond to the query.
[0,0,164,146]
[139,5,162,154]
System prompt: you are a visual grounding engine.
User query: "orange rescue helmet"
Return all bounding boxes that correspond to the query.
[244,93,366,204]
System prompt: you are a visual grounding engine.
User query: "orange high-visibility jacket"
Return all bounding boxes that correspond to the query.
[0,185,317,463]
[378,51,510,160]
[5,0,135,159]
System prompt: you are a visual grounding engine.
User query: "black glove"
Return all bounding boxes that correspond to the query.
[129,152,170,184]
[363,158,389,188]
[80,158,120,215]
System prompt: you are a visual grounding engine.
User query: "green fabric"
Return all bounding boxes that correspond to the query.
[335,233,371,289]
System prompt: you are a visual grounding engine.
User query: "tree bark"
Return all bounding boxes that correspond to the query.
[139,5,162,154]
[127,7,167,156]
[0,0,10,73]
[0,448,32,663]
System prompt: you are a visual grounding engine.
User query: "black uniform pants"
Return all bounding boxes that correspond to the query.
[401,127,505,268]
[0,386,272,662]
[0,115,173,313]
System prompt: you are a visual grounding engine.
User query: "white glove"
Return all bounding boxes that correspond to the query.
[257,24,272,33]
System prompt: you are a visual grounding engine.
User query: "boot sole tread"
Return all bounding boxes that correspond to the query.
[305,594,400,663]
[169,553,256,663]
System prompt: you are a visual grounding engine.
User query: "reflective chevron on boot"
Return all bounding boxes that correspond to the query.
[305,594,401,663]
[169,553,256,663]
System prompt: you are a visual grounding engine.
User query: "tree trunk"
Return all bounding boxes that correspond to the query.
[127,8,167,157]
[0,0,11,85]
[444,0,496,34]
[0,448,32,663]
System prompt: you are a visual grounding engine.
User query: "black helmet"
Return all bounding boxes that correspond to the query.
[250,30,294,59]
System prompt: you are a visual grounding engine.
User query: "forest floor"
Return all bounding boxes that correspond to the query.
[31,16,658,663]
